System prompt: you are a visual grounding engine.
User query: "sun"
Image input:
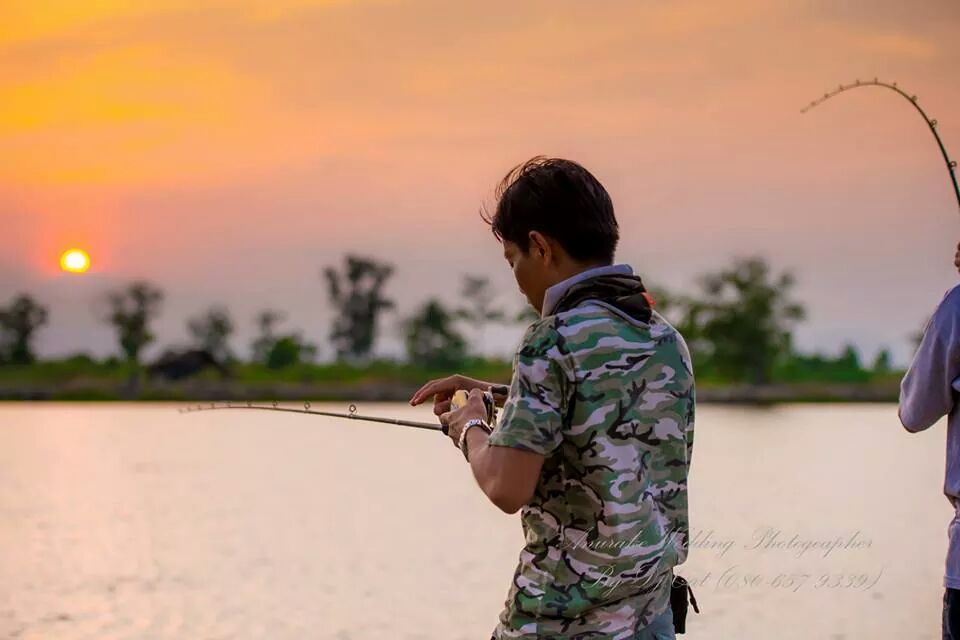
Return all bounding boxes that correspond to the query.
[60,249,91,273]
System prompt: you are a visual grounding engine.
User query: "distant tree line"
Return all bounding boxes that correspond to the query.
[651,257,897,385]
[0,254,908,385]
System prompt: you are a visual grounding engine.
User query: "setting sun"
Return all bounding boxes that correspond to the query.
[60,249,90,273]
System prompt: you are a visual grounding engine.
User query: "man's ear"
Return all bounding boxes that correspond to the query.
[528,231,551,262]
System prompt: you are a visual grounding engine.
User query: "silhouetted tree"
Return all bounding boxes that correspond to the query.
[103,281,164,368]
[405,299,467,369]
[266,335,318,369]
[692,257,805,384]
[838,343,862,371]
[456,275,505,356]
[188,306,235,364]
[251,309,286,364]
[323,255,394,361]
[0,294,48,364]
[99,281,163,393]
[872,348,893,374]
[250,309,316,368]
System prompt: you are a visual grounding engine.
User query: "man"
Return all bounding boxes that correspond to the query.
[410,157,695,639]
[899,242,960,639]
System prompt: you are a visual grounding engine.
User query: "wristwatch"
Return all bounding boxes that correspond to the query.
[459,418,492,461]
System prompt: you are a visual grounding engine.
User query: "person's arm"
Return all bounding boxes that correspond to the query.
[441,322,571,514]
[456,409,546,514]
[900,290,960,432]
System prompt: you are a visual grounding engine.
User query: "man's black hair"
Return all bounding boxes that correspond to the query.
[482,156,619,264]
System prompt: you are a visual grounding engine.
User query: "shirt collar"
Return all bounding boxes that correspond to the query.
[540,263,634,318]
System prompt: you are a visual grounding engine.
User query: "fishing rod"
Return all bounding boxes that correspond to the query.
[178,390,497,434]
[801,78,960,214]
[180,400,441,430]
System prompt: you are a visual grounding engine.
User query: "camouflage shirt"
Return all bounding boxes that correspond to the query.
[487,298,695,639]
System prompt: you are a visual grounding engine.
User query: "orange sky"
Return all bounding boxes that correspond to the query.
[2,0,959,363]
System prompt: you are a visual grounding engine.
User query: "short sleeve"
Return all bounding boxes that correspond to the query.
[487,320,572,455]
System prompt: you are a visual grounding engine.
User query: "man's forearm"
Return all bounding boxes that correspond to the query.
[465,428,500,502]
[462,428,523,514]
[463,427,544,514]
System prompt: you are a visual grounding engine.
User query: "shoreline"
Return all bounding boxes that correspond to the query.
[0,380,902,404]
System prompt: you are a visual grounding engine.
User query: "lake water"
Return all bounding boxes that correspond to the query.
[0,402,950,639]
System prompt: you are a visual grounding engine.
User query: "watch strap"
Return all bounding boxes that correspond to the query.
[459,418,491,460]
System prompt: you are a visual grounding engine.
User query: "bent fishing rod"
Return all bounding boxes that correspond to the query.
[179,390,497,434]
[801,78,960,214]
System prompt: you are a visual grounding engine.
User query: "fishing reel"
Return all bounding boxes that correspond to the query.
[443,389,497,435]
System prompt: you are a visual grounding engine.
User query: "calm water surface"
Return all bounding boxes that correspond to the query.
[0,402,950,639]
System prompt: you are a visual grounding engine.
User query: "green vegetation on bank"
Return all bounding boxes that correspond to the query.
[0,354,902,402]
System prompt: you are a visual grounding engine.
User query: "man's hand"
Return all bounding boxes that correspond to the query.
[409,374,495,416]
[438,388,489,448]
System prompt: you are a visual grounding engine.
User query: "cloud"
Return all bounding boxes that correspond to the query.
[0,37,330,188]
[0,0,387,47]
[815,24,939,60]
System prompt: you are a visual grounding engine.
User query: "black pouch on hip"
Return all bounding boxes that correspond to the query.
[670,574,700,634]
